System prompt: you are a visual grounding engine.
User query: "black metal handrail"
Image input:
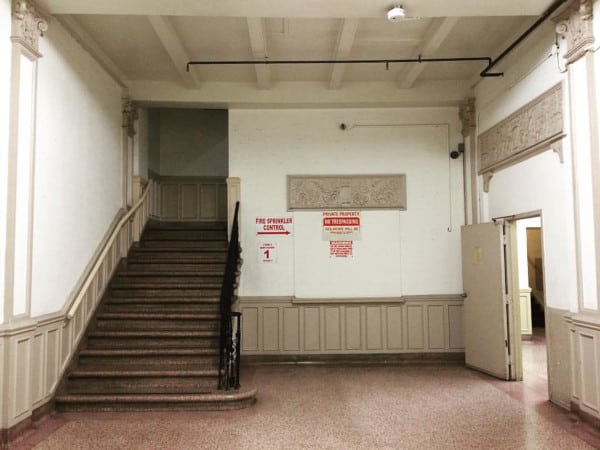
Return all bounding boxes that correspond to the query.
[218,201,242,390]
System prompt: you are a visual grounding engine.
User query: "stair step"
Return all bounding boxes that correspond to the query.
[114,275,224,284]
[132,247,228,254]
[143,230,227,240]
[54,387,257,412]
[105,296,220,304]
[102,305,220,314]
[78,348,219,367]
[96,312,220,330]
[146,220,227,231]
[141,241,228,249]
[120,269,225,276]
[66,369,219,394]
[87,330,219,349]
[127,256,228,264]
[124,263,226,272]
[110,288,221,298]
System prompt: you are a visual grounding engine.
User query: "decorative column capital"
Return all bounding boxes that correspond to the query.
[122,98,138,137]
[11,0,48,56]
[554,0,594,65]
[459,98,476,137]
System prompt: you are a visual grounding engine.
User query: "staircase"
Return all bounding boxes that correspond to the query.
[54,220,256,412]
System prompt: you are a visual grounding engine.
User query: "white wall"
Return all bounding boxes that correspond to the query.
[0,0,11,324]
[29,20,123,316]
[475,29,577,311]
[150,108,228,177]
[230,108,464,298]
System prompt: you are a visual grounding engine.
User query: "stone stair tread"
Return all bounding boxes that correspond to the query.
[79,348,217,356]
[105,297,219,303]
[111,283,222,289]
[55,387,257,404]
[97,313,220,320]
[89,330,219,338]
[133,247,228,252]
[69,369,219,378]
[119,271,225,276]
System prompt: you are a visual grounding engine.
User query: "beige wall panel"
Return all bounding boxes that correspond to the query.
[283,308,300,351]
[427,305,445,350]
[161,183,179,219]
[31,334,44,404]
[218,183,228,221]
[263,307,280,351]
[0,340,4,425]
[325,307,341,350]
[46,328,60,393]
[96,268,104,298]
[61,322,71,369]
[14,338,31,418]
[407,305,425,350]
[386,306,403,349]
[546,308,571,408]
[180,184,199,219]
[366,306,383,350]
[345,306,362,350]
[580,333,599,412]
[74,302,85,343]
[448,304,464,349]
[570,327,581,401]
[241,307,259,351]
[304,307,321,351]
[200,184,218,219]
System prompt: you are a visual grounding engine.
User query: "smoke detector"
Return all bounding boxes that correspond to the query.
[387,5,406,21]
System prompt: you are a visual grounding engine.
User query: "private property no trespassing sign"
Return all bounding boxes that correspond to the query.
[322,211,360,241]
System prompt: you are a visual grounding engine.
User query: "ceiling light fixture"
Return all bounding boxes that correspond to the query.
[387,5,406,22]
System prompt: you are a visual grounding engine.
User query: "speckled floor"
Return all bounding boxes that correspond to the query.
[11,338,600,449]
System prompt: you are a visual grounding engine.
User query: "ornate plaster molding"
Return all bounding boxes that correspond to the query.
[287,174,406,210]
[122,98,138,137]
[11,0,48,56]
[459,98,476,137]
[555,0,594,65]
[478,84,564,192]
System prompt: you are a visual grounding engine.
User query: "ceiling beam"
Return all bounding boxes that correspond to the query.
[396,17,460,89]
[57,15,128,88]
[246,18,271,90]
[37,0,552,18]
[147,16,201,89]
[329,19,359,90]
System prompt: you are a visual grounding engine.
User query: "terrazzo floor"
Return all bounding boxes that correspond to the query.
[10,330,600,449]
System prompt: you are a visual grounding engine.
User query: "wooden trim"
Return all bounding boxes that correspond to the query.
[238,294,465,305]
[242,352,465,365]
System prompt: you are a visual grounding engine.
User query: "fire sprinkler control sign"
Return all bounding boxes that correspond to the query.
[258,243,277,263]
[256,216,293,237]
[322,211,361,241]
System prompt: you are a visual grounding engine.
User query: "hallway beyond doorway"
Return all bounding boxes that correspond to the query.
[12,363,600,449]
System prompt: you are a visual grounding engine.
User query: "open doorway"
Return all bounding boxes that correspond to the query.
[515,217,547,397]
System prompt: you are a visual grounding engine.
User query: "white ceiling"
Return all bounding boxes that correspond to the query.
[36,0,558,108]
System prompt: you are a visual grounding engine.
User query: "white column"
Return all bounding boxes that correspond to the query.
[556,0,600,312]
[3,0,47,322]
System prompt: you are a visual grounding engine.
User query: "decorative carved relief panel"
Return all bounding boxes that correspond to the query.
[555,0,594,65]
[478,84,564,191]
[288,175,406,210]
[12,0,48,55]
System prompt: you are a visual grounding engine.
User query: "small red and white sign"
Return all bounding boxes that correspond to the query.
[330,240,353,258]
[322,211,360,240]
[258,242,277,263]
[255,216,293,237]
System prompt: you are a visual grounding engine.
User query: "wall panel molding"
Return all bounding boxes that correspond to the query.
[478,84,564,192]
[287,174,407,210]
[239,295,464,355]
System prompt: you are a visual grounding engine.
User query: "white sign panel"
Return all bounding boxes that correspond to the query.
[255,216,293,237]
[258,242,277,263]
[322,211,361,240]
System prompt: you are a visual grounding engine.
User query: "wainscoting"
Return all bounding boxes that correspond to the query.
[568,314,600,420]
[156,176,227,221]
[239,295,464,355]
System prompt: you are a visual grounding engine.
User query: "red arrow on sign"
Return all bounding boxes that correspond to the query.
[257,231,291,235]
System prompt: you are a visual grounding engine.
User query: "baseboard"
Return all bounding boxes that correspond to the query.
[570,401,600,428]
[242,352,465,366]
[0,401,53,449]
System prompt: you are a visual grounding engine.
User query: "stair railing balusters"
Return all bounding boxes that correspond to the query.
[218,201,242,390]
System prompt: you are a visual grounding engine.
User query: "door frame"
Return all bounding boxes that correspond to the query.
[499,210,545,383]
